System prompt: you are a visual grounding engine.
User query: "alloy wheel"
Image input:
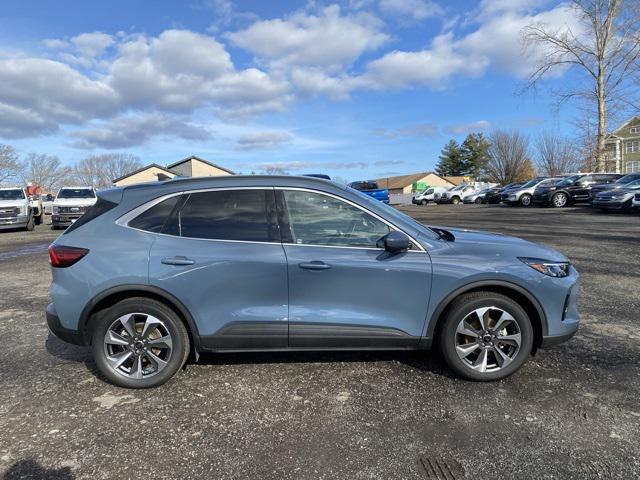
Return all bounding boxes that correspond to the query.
[454,306,522,373]
[520,195,532,207]
[552,193,568,207]
[103,313,173,379]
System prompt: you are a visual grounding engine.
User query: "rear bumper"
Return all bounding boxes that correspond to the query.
[46,303,85,346]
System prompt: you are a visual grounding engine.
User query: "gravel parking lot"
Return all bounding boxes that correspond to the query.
[0,205,638,480]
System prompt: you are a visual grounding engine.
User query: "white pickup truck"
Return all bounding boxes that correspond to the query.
[0,187,35,231]
[51,187,97,229]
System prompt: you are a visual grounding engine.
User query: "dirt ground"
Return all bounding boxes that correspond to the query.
[0,205,638,479]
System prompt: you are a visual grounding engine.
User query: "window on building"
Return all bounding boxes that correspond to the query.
[627,161,640,173]
[625,141,639,153]
[630,126,640,134]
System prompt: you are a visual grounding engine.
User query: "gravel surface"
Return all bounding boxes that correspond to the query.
[0,205,638,479]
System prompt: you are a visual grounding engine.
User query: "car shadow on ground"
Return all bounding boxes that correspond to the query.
[3,459,74,479]
[45,332,452,380]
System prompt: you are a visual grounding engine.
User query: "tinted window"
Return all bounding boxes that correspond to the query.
[178,189,274,242]
[64,198,118,234]
[349,181,379,191]
[129,196,180,233]
[57,188,95,199]
[283,190,390,248]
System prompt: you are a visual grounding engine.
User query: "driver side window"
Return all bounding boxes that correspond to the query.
[282,190,391,248]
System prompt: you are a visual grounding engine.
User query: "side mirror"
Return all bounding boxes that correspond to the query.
[377,231,411,253]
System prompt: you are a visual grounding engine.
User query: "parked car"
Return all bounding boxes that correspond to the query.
[502,177,563,207]
[412,186,449,205]
[47,175,580,388]
[591,180,640,211]
[484,184,516,204]
[632,191,640,210]
[463,187,498,204]
[533,173,622,208]
[41,194,55,215]
[589,172,640,201]
[437,184,477,204]
[51,187,97,229]
[0,187,35,231]
[348,181,389,203]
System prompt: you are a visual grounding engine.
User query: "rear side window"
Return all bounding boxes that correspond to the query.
[63,198,117,234]
[177,189,276,242]
[129,196,180,233]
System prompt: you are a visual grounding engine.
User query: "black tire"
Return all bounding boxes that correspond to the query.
[451,196,461,205]
[475,197,483,204]
[438,291,534,381]
[551,192,568,208]
[91,297,190,388]
[420,199,427,205]
[35,213,43,225]
[520,194,532,207]
[25,216,35,231]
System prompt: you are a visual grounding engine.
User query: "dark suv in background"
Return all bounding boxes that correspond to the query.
[533,173,622,208]
[589,173,640,201]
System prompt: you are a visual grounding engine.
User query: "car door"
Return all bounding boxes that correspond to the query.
[570,175,594,201]
[277,188,432,348]
[146,188,289,350]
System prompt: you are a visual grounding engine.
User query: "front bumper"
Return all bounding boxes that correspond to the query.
[592,200,630,210]
[52,214,83,226]
[540,325,579,347]
[0,214,29,229]
[532,193,550,205]
[46,303,85,346]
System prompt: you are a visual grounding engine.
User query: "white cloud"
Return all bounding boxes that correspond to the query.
[236,131,293,150]
[0,102,59,138]
[444,120,491,135]
[374,124,439,138]
[227,5,389,72]
[70,113,211,149]
[71,32,114,58]
[379,0,444,22]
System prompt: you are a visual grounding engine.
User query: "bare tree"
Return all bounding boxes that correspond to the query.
[534,131,579,175]
[72,153,142,188]
[0,144,24,186]
[484,130,534,184]
[524,0,640,171]
[22,153,72,192]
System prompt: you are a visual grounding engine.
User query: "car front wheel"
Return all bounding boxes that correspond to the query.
[551,192,568,208]
[420,199,427,205]
[475,197,483,204]
[520,194,532,207]
[439,291,534,381]
[451,196,461,205]
[91,297,190,388]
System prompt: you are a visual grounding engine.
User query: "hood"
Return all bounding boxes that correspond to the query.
[0,199,28,208]
[54,197,97,207]
[436,226,568,262]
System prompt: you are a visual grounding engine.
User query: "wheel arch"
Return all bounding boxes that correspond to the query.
[425,280,547,353]
[79,284,201,355]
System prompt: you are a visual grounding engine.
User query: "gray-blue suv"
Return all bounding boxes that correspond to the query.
[46,176,580,388]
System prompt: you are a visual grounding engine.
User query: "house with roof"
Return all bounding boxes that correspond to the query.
[375,171,461,195]
[113,156,235,186]
[605,116,640,174]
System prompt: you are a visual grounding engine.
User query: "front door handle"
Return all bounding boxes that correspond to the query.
[299,261,331,270]
[161,256,195,266]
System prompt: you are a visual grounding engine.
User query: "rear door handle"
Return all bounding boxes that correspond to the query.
[299,261,331,270]
[161,256,195,266]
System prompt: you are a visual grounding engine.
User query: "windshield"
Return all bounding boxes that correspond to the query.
[625,179,640,188]
[0,189,25,201]
[616,174,640,184]
[521,178,545,188]
[57,188,95,199]
[558,175,582,186]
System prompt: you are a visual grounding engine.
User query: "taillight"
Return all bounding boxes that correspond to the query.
[48,245,89,268]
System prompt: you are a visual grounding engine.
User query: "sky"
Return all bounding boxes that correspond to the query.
[0,0,587,180]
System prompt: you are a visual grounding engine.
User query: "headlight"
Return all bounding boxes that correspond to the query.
[508,194,517,200]
[20,205,28,215]
[53,205,59,214]
[519,257,570,277]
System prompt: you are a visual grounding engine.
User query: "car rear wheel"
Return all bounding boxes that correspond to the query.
[551,192,568,208]
[92,297,190,388]
[520,194,532,207]
[439,291,533,381]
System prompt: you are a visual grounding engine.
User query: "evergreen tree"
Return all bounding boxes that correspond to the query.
[460,133,490,179]
[435,139,464,176]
